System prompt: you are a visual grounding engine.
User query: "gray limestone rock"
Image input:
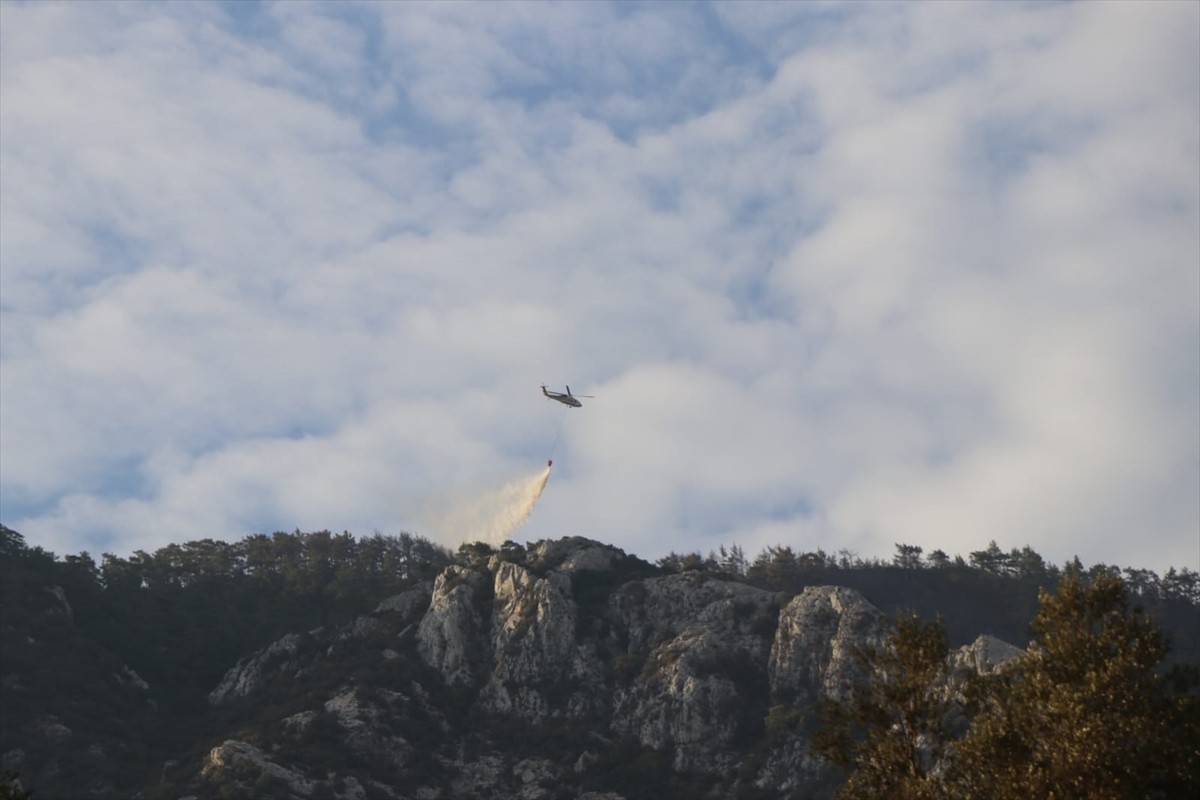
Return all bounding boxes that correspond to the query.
[609,571,780,656]
[208,633,305,706]
[202,740,314,799]
[950,633,1024,676]
[769,585,888,705]
[480,559,605,721]
[323,686,412,771]
[606,573,781,772]
[374,581,434,617]
[525,537,624,573]
[181,538,1033,799]
[417,565,492,685]
[43,585,73,622]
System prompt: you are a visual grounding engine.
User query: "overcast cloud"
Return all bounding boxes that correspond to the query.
[1,0,1197,573]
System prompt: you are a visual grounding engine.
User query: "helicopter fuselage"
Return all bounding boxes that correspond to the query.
[542,385,583,407]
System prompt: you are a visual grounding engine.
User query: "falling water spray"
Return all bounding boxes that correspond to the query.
[427,463,552,546]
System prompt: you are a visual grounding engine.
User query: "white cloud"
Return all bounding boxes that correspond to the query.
[1,1,1196,575]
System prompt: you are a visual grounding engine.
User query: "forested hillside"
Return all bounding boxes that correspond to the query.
[0,526,451,797]
[1,524,1196,799]
[658,539,1200,663]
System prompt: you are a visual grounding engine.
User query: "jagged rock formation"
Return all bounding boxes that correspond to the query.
[606,572,780,772]
[5,521,1195,800]
[208,632,307,706]
[42,586,73,622]
[480,557,600,721]
[209,582,434,707]
[950,633,1023,676]
[199,740,316,798]
[4,534,1044,800]
[770,585,889,705]
[417,565,494,687]
[186,537,1023,799]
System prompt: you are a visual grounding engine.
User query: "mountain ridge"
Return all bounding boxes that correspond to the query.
[1,526,1196,799]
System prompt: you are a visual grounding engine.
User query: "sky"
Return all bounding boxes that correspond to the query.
[1,0,1197,574]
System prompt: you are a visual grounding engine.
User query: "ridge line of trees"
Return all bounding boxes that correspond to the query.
[656,539,1200,605]
[5,524,1195,607]
[1,526,452,596]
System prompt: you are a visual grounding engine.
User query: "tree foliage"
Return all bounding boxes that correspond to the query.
[813,614,955,800]
[820,571,1200,799]
[654,536,1198,666]
[892,544,924,570]
[947,572,1200,799]
[0,770,33,800]
[0,525,451,800]
[3,522,1197,800]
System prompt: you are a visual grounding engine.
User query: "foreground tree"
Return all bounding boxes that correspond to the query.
[947,571,1200,799]
[820,571,1200,799]
[0,770,33,800]
[812,613,955,800]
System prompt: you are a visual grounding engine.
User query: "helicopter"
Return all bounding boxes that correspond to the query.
[541,384,593,408]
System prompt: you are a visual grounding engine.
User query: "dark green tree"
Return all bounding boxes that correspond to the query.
[968,540,1007,575]
[893,544,924,570]
[0,770,33,800]
[1162,566,1200,603]
[747,545,800,587]
[813,613,954,800]
[947,571,1200,799]
[1010,545,1048,581]
[925,549,950,569]
[716,543,748,575]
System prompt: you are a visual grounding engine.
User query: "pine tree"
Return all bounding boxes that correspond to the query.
[947,571,1200,799]
[0,769,34,800]
[813,613,954,800]
[893,544,924,569]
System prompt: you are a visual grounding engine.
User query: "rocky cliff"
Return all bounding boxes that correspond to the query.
[189,537,1020,799]
[7,526,1197,800]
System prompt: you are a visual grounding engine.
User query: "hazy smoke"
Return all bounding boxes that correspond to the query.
[423,465,552,547]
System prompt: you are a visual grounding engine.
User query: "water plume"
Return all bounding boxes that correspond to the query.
[424,464,551,547]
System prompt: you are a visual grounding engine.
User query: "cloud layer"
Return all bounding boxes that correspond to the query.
[2,1,1197,572]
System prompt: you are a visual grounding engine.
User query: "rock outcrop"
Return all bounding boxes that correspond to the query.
[201,740,315,799]
[416,565,493,686]
[209,580,434,707]
[43,585,73,622]
[480,558,604,720]
[323,686,412,772]
[195,537,1023,799]
[374,581,434,616]
[525,536,621,573]
[208,633,307,706]
[606,572,780,771]
[950,633,1024,676]
[770,585,888,705]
